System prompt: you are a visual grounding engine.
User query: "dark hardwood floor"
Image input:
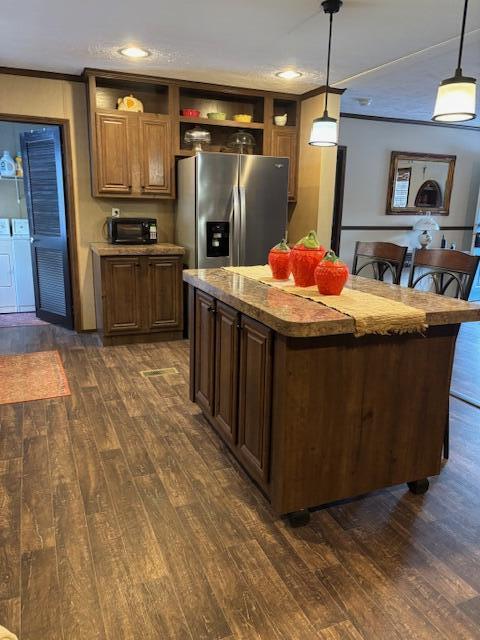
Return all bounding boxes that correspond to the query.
[0,322,479,639]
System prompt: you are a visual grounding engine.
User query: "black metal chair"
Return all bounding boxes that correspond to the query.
[352,241,408,285]
[408,248,480,459]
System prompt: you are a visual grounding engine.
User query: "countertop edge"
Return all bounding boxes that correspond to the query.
[90,242,185,256]
[184,270,480,337]
[183,271,356,337]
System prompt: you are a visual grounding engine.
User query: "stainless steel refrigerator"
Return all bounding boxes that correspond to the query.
[175,152,289,268]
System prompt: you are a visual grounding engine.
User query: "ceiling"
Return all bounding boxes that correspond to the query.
[2,0,479,125]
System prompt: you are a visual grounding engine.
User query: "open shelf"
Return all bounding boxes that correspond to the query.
[179,86,264,124]
[273,98,298,127]
[179,121,263,156]
[95,77,169,115]
[179,116,264,130]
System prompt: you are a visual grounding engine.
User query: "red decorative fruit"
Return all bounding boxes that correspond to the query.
[268,239,291,280]
[290,231,326,287]
[314,250,349,295]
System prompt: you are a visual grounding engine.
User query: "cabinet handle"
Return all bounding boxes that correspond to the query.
[207,305,216,314]
[236,321,242,330]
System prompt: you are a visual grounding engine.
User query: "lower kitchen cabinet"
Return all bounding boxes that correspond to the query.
[214,301,240,447]
[237,315,272,488]
[92,248,183,345]
[194,290,216,415]
[190,289,272,490]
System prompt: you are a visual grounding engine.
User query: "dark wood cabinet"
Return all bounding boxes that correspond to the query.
[237,316,272,487]
[92,249,183,345]
[146,256,182,331]
[271,128,297,201]
[190,289,273,489]
[194,291,216,416]
[95,113,131,194]
[214,301,240,446]
[139,116,172,195]
[103,257,142,333]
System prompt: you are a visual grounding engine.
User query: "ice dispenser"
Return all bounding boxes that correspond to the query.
[206,221,230,258]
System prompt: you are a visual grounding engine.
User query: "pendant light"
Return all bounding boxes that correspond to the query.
[309,0,342,147]
[432,0,476,122]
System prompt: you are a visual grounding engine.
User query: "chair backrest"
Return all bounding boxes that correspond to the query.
[408,248,480,300]
[352,241,408,285]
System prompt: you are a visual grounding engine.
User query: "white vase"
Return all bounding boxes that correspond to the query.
[0,151,16,178]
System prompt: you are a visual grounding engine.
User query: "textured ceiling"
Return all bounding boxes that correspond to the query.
[1,0,479,124]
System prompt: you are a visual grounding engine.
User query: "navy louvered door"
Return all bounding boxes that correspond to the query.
[21,128,73,329]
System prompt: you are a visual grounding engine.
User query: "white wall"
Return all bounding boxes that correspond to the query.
[338,117,480,267]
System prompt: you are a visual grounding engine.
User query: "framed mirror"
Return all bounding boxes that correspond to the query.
[386,151,456,215]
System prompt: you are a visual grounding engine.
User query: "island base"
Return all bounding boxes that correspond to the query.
[189,286,458,524]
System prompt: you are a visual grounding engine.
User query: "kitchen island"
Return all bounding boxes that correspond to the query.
[184,268,480,526]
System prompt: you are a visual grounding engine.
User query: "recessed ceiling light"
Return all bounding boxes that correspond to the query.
[276,70,303,80]
[119,46,151,59]
[356,97,372,107]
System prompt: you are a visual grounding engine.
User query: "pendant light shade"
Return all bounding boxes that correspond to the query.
[309,110,338,146]
[432,0,477,122]
[433,73,476,122]
[309,0,342,148]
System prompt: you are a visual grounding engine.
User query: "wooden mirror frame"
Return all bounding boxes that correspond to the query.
[386,151,456,216]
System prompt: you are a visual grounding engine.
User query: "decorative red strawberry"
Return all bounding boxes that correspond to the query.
[268,239,291,280]
[314,250,349,295]
[290,230,326,287]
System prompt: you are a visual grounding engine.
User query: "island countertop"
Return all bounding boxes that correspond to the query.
[183,268,480,337]
[91,242,185,256]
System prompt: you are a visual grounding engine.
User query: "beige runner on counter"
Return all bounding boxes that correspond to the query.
[223,265,427,337]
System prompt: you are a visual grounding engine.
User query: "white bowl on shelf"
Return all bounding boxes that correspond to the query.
[274,114,288,126]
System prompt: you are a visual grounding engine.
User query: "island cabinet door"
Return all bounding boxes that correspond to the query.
[194,290,216,415]
[95,112,131,194]
[103,257,143,333]
[213,301,240,446]
[237,315,273,488]
[138,115,173,196]
[146,256,182,331]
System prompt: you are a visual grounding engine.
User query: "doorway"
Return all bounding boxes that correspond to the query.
[0,117,78,330]
[330,145,347,255]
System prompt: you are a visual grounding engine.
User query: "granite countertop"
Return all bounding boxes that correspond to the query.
[183,268,480,338]
[91,242,185,256]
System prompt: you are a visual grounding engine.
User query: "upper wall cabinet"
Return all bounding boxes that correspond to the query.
[86,71,174,200]
[85,69,301,202]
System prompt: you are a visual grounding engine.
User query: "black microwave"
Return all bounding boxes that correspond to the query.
[107,217,157,244]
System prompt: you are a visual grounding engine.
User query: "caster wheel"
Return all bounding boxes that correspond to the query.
[407,478,429,495]
[286,509,311,528]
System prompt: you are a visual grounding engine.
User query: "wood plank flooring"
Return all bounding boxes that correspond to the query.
[0,323,479,639]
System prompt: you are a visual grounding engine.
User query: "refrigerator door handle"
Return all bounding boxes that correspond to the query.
[232,187,241,265]
[239,185,246,265]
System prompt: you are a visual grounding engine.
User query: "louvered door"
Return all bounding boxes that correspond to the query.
[21,128,73,328]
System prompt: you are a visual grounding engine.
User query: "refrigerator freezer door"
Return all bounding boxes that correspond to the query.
[238,155,289,266]
[196,153,239,269]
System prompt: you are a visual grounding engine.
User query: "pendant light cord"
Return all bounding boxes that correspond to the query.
[325,11,333,113]
[456,0,469,73]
